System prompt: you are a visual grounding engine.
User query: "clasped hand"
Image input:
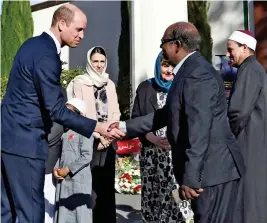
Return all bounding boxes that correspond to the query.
[53,167,70,180]
[179,185,204,200]
[95,121,125,140]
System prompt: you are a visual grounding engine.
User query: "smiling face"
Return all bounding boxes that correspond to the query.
[160,59,174,81]
[90,52,106,73]
[226,40,253,66]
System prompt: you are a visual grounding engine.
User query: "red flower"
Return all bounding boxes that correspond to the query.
[68,133,75,140]
[121,173,132,183]
[133,185,142,192]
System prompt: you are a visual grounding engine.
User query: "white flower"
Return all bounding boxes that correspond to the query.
[125,182,130,187]
[63,80,67,84]
[134,170,140,175]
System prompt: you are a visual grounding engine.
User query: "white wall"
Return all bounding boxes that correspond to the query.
[131,0,188,96]
[32,2,70,70]
[208,1,245,65]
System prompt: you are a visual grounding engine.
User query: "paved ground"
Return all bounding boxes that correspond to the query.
[116,193,142,223]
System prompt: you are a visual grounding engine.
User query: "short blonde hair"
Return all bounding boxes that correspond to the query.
[52,5,75,26]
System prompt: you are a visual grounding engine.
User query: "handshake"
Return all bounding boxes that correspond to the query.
[94,121,126,149]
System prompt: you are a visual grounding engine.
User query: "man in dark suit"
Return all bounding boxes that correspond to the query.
[110,22,245,223]
[1,4,124,223]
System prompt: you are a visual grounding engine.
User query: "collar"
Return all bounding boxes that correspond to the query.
[173,51,196,75]
[239,55,256,68]
[45,30,61,54]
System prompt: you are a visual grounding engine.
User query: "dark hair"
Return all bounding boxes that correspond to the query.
[236,42,255,54]
[52,5,75,26]
[170,25,201,52]
[90,47,106,58]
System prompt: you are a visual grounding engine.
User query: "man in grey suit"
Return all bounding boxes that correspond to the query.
[110,22,245,223]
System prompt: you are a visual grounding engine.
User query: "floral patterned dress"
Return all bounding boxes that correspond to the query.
[140,92,193,223]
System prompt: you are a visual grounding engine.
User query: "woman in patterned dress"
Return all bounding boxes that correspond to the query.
[132,51,189,223]
[66,46,121,223]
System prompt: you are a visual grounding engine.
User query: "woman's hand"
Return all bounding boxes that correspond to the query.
[145,133,170,150]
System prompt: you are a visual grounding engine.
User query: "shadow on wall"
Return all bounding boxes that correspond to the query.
[208,1,245,59]
[70,1,121,83]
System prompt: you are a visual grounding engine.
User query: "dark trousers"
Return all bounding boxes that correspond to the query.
[1,152,45,223]
[191,179,240,223]
[91,148,116,223]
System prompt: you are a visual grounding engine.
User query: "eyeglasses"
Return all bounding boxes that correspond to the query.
[160,37,178,48]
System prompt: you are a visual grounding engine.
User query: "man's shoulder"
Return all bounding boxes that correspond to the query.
[186,63,217,79]
[250,59,266,76]
[240,58,266,80]
[21,32,57,56]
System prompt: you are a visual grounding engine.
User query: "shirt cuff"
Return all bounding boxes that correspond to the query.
[119,121,127,133]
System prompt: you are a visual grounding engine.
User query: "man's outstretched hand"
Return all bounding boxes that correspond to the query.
[108,122,119,132]
[95,121,125,139]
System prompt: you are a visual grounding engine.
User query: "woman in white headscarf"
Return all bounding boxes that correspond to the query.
[66,46,120,223]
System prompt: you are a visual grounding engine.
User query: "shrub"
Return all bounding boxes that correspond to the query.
[188,1,213,63]
[0,66,84,101]
[60,67,85,89]
[0,76,9,100]
[1,0,33,77]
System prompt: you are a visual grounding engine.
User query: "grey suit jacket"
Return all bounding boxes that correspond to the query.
[126,52,245,189]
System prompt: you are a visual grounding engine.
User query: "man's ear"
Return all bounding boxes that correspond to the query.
[175,40,181,53]
[58,19,66,32]
[175,40,182,48]
[243,44,250,53]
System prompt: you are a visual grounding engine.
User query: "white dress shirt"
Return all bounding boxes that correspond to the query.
[172,51,196,75]
[45,30,61,55]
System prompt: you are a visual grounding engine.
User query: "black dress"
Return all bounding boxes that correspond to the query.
[91,86,116,223]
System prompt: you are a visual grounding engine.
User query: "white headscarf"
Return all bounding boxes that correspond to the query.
[67,46,109,99]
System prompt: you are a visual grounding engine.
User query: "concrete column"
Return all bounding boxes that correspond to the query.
[130,0,188,98]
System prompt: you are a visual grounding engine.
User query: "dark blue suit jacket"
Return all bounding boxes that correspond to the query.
[126,52,245,188]
[1,32,96,160]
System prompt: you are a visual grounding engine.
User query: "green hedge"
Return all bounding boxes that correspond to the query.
[60,67,84,88]
[1,76,9,100]
[1,0,33,77]
[0,67,84,100]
